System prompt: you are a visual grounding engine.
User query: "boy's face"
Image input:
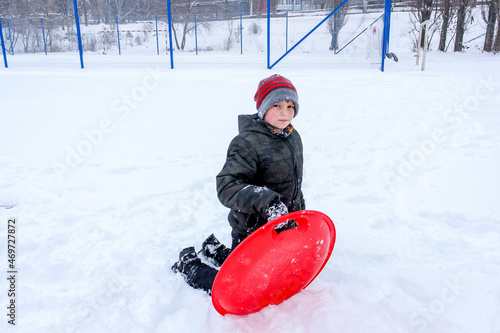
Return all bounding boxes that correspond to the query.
[264,100,295,129]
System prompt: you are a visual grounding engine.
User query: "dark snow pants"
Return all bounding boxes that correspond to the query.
[186,229,247,294]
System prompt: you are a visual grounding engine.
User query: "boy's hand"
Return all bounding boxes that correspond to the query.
[266,197,289,221]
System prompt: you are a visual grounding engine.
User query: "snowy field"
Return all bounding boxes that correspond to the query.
[1,11,500,333]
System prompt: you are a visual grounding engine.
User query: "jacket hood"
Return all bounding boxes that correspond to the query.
[238,113,269,135]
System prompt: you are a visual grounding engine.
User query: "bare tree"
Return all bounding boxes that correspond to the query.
[111,0,137,21]
[417,0,434,47]
[326,0,350,51]
[1,0,50,52]
[483,0,498,52]
[79,0,89,26]
[453,0,476,52]
[54,0,73,31]
[493,10,500,51]
[454,0,466,51]
[169,0,211,51]
[438,0,451,51]
[409,0,441,51]
[170,0,196,50]
[134,0,155,20]
[225,20,234,51]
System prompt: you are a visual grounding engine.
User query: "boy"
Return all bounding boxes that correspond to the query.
[172,74,305,294]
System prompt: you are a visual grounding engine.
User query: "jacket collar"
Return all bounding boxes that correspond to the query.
[256,118,293,138]
[238,113,293,138]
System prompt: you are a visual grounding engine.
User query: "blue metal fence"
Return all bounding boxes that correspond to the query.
[267,0,393,72]
[73,0,84,69]
[1,1,393,71]
[267,0,351,69]
[0,19,8,68]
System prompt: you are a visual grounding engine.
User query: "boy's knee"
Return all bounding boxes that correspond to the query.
[188,265,218,294]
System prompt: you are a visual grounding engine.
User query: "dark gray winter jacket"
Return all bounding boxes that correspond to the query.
[216,113,305,237]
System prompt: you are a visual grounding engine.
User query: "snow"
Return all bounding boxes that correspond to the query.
[1,10,500,333]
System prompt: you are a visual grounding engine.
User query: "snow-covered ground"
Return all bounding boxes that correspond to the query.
[1,10,500,333]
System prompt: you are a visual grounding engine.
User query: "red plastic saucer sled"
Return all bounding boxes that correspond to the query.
[211,210,336,316]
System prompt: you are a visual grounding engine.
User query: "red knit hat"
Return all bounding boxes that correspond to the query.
[254,74,299,119]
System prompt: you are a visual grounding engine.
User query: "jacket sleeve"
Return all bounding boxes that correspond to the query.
[216,135,279,216]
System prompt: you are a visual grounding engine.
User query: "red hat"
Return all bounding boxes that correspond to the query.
[254,74,299,119]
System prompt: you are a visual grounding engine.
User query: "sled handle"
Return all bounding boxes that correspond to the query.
[274,219,298,234]
[271,216,309,240]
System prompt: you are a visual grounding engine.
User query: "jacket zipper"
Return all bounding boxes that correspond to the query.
[282,137,299,202]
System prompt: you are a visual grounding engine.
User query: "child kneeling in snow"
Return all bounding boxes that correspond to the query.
[172,74,305,294]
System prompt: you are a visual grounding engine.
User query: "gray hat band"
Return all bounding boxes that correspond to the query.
[257,88,299,119]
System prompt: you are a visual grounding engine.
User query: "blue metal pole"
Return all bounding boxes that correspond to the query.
[240,4,243,55]
[156,15,159,55]
[267,0,270,69]
[7,19,13,55]
[195,14,198,55]
[269,0,350,69]
[385,1,392,51]
[41,18,47,55]
[72,0,84,69]
[381,0,392,72]
[286,11,288,52]
[167,0,174,69]
[0,18,8,68]
[116,16,121,55]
